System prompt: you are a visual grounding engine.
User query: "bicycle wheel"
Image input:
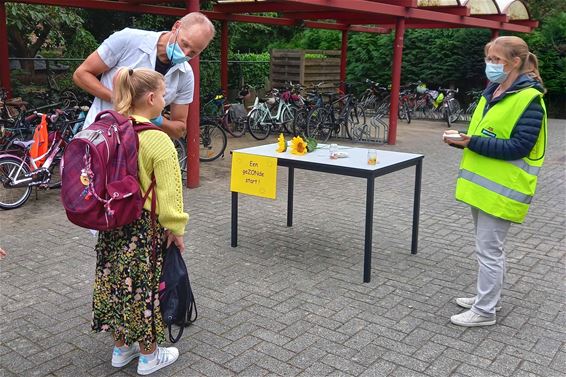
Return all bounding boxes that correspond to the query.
[345,105,366,140]
[292,108,308,136]
[199,122,227,162]
[173,138,187,180]
[446,98,462,127]
[47,155,63,189]
[398,102,411,124]
[247,107,271,140]
[223,108,247,138]
[306,107,332,142]
[279,105,294,134]
[0,157,32,210]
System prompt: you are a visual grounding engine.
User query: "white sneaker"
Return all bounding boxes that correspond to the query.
[137,346,179,375]
[112,343,140,367]
[456,297,501,311]
[451,309,496,327]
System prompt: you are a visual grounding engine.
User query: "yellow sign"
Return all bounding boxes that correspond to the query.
[230,152,278,199]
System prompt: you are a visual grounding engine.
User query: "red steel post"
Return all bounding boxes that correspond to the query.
[340,29,348,93]
[0,2,11,96]
[491,29,500,40]
[221,20,229,97]
[388,16,406,145]
[186,0,200,188]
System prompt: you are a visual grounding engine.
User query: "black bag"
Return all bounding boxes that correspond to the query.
[158,243,197,343]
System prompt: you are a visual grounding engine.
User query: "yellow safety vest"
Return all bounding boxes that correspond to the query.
[455,87,547,223]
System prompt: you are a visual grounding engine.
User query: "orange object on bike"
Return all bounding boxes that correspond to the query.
[30,114,49,167]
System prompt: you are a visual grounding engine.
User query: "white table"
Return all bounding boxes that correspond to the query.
[231,143,424,283]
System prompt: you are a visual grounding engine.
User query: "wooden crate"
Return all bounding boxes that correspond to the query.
[270,49,341,90]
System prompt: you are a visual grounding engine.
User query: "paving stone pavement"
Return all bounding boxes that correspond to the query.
[0,119,564,377]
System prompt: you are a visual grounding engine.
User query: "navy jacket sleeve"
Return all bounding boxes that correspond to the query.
[467,97,544,160]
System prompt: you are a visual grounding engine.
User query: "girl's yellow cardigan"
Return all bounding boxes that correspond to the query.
[133,116,188,236]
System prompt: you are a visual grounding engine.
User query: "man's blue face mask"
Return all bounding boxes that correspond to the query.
[485,63,508,84]
[166,30,190,65]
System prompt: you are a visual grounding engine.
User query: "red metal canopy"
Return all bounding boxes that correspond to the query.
[0,0,538,187]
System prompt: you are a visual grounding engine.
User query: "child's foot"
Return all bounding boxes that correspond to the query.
[137,346,179,375]
[112,342,140,367]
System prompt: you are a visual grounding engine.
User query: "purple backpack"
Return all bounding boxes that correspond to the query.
[61,110,162,231]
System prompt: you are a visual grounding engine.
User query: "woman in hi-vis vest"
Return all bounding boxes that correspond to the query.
[443,36,547,327]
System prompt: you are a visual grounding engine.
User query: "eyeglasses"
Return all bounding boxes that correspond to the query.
[485,56,507,64]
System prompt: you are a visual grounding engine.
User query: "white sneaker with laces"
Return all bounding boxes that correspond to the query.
[137,346,179,375]
[456,297,501,311]
[451,309,496,327]
[112,342,140,367]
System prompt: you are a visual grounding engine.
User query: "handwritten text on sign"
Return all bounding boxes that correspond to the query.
[230,152,277,199]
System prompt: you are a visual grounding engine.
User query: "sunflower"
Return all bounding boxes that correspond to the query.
[291,136,308,155]
[276,133,287,152]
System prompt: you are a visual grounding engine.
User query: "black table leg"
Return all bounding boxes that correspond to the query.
[287,166,294,227]
[231,191,238,247]
[411,160,422,254]
[364,177,375,283]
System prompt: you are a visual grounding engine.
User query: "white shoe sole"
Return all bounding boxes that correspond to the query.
[451,316,496,327]
[112,352,140,368]
[137,356,178,375]
[456,298,501,312]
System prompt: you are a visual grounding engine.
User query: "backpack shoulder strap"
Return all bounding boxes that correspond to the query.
[131,118,165,134]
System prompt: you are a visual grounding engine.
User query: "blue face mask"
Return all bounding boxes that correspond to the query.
[485,63,508,83]
[166,30,190,65]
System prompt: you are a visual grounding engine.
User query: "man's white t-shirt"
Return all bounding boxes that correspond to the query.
[84,28,194,127]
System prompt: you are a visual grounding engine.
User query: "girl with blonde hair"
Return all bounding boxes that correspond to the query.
[92,67,188,374]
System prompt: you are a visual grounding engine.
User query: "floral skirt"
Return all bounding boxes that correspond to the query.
[92,210,165,349]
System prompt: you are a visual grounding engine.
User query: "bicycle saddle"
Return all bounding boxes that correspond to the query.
[13,140,34,149]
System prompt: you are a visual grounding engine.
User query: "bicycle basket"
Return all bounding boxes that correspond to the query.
[228,104,247,121]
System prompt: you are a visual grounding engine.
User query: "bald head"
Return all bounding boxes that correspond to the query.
[180,12,215,41]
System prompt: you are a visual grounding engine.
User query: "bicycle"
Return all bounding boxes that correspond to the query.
[0,111,75,209]
[173,117,228,179]
[438,87,461,127]
[398,87,414,124]
[462,89,483,122]
[411,84,445,121]
[359,79,390,118]
[306,87,366,142]
[247,87,294,140]
[201,87,249,137]
[1,88,27,121]
[292,82,323,137]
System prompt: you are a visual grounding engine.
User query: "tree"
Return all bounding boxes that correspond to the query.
[524,0,566,19]
[6,4,84,72]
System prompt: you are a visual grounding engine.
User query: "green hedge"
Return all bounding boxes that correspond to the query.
[200,52,269,98]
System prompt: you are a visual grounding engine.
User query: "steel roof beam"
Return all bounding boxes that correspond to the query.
[419,6,470,16]
[369,0,418,6]
[280,11,392,23]
[213,2,321,14]
[6,0,534,32]
[5,0,388,32]
[126,0,172,4]
[510,19,539,28]
[476,14,509,22]
[278,0,532,32]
